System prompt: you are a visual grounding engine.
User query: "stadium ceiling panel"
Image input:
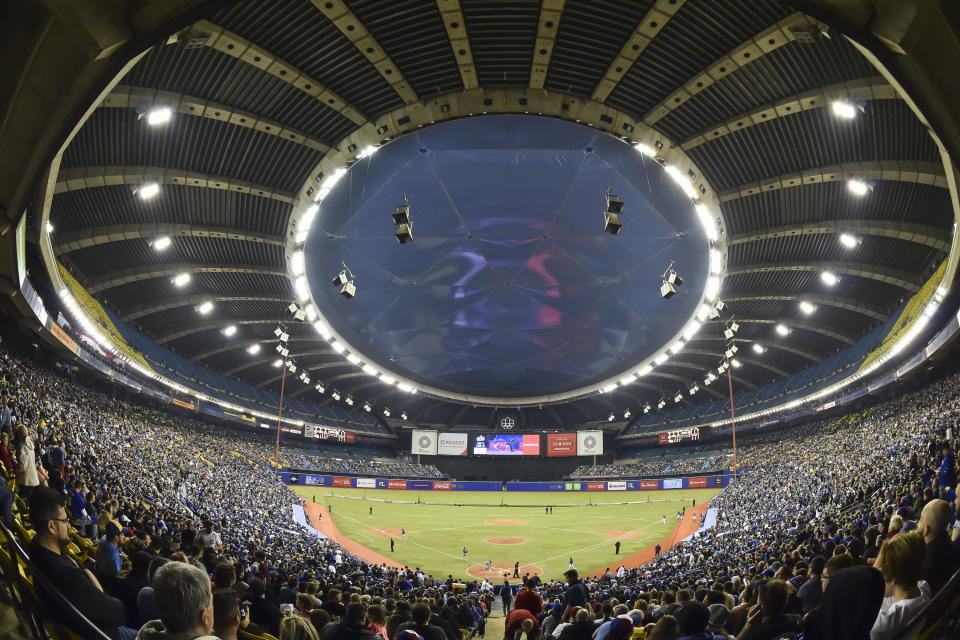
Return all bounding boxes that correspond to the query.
[45,0,955,426]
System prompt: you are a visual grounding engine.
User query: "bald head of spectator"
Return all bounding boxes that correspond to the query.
[918,499,950,542]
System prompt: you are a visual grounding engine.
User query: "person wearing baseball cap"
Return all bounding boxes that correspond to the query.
[96,519,125,587]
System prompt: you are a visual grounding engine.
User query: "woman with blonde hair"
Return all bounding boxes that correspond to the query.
[870,531,931,640]
[279,614,321,640]
[646,615,678,640]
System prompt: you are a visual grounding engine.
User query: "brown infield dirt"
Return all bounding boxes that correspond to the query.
[466,562,543,582]
[486,537,525,544]
[485,519,527,525]
[369,528,403,537]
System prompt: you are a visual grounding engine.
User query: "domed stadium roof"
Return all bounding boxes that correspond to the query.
[44,0,955,427]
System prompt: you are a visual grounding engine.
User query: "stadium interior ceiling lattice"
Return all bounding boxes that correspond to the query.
[47,0,954,427]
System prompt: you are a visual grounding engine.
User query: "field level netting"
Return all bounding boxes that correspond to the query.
[292,487,722,582]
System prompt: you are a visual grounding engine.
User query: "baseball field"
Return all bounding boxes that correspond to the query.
[291,486,722,582]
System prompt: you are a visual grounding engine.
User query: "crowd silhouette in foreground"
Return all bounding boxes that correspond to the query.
[4,342,960,640]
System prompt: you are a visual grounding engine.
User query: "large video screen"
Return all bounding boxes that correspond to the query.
[473,433,540,456]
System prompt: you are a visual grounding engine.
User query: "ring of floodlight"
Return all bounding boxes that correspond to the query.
[286,87,728,408]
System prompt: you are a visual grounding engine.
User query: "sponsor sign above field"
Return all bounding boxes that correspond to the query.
[438,432,469,456]
[576,431,603,455]
[547,433,576,456]
[411,429,438,455]
[662,478,683,489]
[658,426,700,445]
[356,478,377,488]
[607,481,627,491]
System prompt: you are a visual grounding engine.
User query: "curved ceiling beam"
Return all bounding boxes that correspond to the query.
[103,85,331,152]
[437,0,478,89]
[157,318,283,345]
[718,160,947,203]
[680,77,896,150]
[724,294,887,321]
[649,361,726,399]
[529,0,566,89]
[197,337,323,363]
[123,295,289,321]
[735,318,854,345]
[186,20,366,124]
[311,1,418,105]
[735,357,789,379]
[53,223,284,254]
[643,12,817,125]
[726,261,921,291]
[87,263,286,294]
[225,348,336,376]
[760,342,821,364]
[591,0,685,102]
[254,359,357,389]
[728,220,949,252]
[55,166,295,204]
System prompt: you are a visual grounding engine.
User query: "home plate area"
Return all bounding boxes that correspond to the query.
[465,562,543,581]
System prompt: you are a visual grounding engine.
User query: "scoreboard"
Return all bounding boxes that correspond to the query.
[657,426,704,445]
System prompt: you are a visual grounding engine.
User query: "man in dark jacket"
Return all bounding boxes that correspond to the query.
[320,602,376,640]
[394,602,446,640]
[28,487,135,640]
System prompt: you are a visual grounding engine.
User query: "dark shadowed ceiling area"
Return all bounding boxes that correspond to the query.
[48,0,953,427]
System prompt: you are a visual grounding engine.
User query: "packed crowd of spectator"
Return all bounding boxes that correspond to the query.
[5,338,960,640]
[283,450,445,479]
[571,451,730,479]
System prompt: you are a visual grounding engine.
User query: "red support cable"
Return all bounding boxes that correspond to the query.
[274,355,288,479]
[726,358,738,476]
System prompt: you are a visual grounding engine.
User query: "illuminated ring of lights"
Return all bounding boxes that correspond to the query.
[286,87,729,408]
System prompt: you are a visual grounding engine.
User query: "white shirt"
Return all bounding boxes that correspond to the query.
[870,581,931,640]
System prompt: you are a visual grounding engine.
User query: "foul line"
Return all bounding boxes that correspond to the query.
[332,510,468,563]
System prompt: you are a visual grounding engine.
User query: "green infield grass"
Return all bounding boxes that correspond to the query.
[291,486,721,582]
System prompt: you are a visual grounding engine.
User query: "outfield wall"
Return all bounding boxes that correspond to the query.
[281,471,732,491]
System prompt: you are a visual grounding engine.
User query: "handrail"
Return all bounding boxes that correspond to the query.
[0,519,112,640]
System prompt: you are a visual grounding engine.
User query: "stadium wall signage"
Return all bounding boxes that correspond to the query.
[284,472,731,491]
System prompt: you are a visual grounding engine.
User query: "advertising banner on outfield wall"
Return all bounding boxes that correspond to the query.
[547,433,576,456]
[586,482,606,491]
[410,430,438,455]
[304,475,330,486]
[408,480,433,490]
[607,481,627,491]
[576,431,603,455]
[356,478,377,488]
[627,480,659,490]
[433,481,452,490]
[662,478,683,489]
[437,432,469,456]
[332,477,351,487]
[452,481,501,491]
[688,477,707,488]
[388,480,407,489]
[564,482,581,491]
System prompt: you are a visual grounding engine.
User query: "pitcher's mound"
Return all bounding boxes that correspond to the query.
[486,519,527,525]
[604,530,644,538]
[466,562,543,582]
[369,528,403,537]
[487,537,525,544]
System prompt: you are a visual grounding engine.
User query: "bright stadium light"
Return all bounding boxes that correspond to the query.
[222,325,237,337]
[752,343,765,354]
[247,344,261,355]
[799,300,817,315]
[153,236,172,251]
[172,273,191,287]
[137,182,160,200]
[197,301,214,314]
[146,106,173,126]
[272,359,283,367]
[847,178,869,196]
[821,271,838,286]
[839,233,859,248]
[831,100,857,119]
[775,324,790,336]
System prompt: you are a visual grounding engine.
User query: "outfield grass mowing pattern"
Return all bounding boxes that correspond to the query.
[293,487,721,582]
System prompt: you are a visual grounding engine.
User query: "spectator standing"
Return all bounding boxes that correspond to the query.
[560,569,589,622]
[917,499,958,592]
[14,423,39,499]
[513,579,543,617]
